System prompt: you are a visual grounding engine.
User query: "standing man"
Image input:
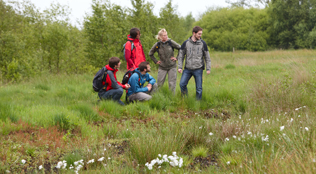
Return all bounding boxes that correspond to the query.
[127,61,158,102]
[178,26,211,100]
[98,57,130,105]
[124,28,146,70]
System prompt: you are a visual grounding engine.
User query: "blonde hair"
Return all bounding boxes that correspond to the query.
[155,28,167,40]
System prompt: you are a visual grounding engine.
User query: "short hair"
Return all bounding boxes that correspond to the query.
[130,28,140,39]
[109,57,120,68]
[138,61,150,71]
[156,28,167,40]
[192,26,203,34]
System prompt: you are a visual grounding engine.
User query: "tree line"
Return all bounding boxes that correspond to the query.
[1,0,315,82]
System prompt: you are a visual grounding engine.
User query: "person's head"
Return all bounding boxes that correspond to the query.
[156,28,168,42]
[192,26,203,40]
[130,28,140,39]
[138,61,151,73]
[109,57,121,69]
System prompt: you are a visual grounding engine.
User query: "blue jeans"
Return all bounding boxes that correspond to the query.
[98,88,125,105]
[179,69,203,100]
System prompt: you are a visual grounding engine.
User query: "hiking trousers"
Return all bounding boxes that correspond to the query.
[128,83,158,102]
[157,67,177,94]
[98,88,125,105]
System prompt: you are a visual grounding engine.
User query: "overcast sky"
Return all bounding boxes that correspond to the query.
[12,0,230,27]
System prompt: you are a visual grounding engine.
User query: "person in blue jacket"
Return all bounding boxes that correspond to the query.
[127,61,158,102]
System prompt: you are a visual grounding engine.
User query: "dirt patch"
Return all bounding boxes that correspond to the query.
[190,154,218,169]
[201,109,231,121]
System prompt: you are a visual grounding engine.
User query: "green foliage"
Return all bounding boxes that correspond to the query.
[196,7,269,51]
[268,0,316,49]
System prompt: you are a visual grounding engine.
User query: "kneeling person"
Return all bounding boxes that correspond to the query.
[98,57,130,105]
[127,61,157,102]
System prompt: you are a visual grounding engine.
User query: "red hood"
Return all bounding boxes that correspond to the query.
[105,65,118,73]
[127,34,140,43]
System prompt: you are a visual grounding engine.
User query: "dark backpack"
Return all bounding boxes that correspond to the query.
[92,67,108,92]
[156,40,174,53]
[122,40,135,61]
[122,68,141,103]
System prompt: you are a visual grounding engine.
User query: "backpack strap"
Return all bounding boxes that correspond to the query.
[135,71,142,86]
[168,40,174,51]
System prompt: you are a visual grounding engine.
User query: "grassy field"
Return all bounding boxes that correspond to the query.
[0,50,315,173]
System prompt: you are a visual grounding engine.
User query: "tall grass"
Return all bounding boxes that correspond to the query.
[0,50,315,173]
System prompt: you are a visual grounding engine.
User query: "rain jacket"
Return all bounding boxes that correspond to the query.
[127,68,156,96]
[149,39,181,70]
[99,65,126,92]
[124,35,146,69]
[178,37,211,71]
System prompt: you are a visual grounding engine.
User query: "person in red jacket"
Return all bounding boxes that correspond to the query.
[124,28,146,70]
[98,57,130,105]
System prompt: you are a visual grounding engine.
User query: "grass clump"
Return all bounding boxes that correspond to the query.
[69,104,100,122]
[53,113,71,131]
[225,64,236,69]
[192,146,208,158]
[0,102,18,123]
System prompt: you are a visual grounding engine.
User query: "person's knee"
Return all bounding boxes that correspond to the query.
[118,88,124,94]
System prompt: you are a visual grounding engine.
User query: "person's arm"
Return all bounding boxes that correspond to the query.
[178,41,187,72]
[124,42,135,69]
[149,43,159,64]
[117,81,127,89]
[170,40,181,61]
[202,40,211,74]
[129,74,149,93]
[107,71,122,89]
[147,74,156,86]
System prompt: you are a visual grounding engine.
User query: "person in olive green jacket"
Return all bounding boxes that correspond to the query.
[149,29,181,94]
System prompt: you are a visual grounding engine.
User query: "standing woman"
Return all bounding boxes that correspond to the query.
[149,29,181,94]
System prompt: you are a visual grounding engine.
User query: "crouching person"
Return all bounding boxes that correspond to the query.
[98,57,130,105]
[127,61,158,102]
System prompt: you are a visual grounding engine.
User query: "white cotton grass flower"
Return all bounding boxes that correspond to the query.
[145,152,184,170]
[225,137,229,141]
[108,157,111,160]
[227,161,231,165]
[87,159,95,164]
[98,157,105,162]
[21,159,26,164]
[262,135,269,142]
[209,132,213,136]
[280,126,284,131]
[38,165,43,170]
[313,158,315,163]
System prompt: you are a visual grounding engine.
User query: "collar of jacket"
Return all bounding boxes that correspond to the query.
[189,36,203,44]
[159,38,171,44]
[127,34,140,43]
[105,65,118,73]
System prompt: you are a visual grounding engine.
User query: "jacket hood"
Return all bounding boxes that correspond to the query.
[105,65,118,73]
[127,34,140,43]
[134,68,141,74]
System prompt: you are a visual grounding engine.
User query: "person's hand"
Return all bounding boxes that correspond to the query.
[207,70,210,75]
[178,69,182,73]
[147,84,152,91]
[156,61,161,64]
[170,57,177,61]
[125,84,131,89]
